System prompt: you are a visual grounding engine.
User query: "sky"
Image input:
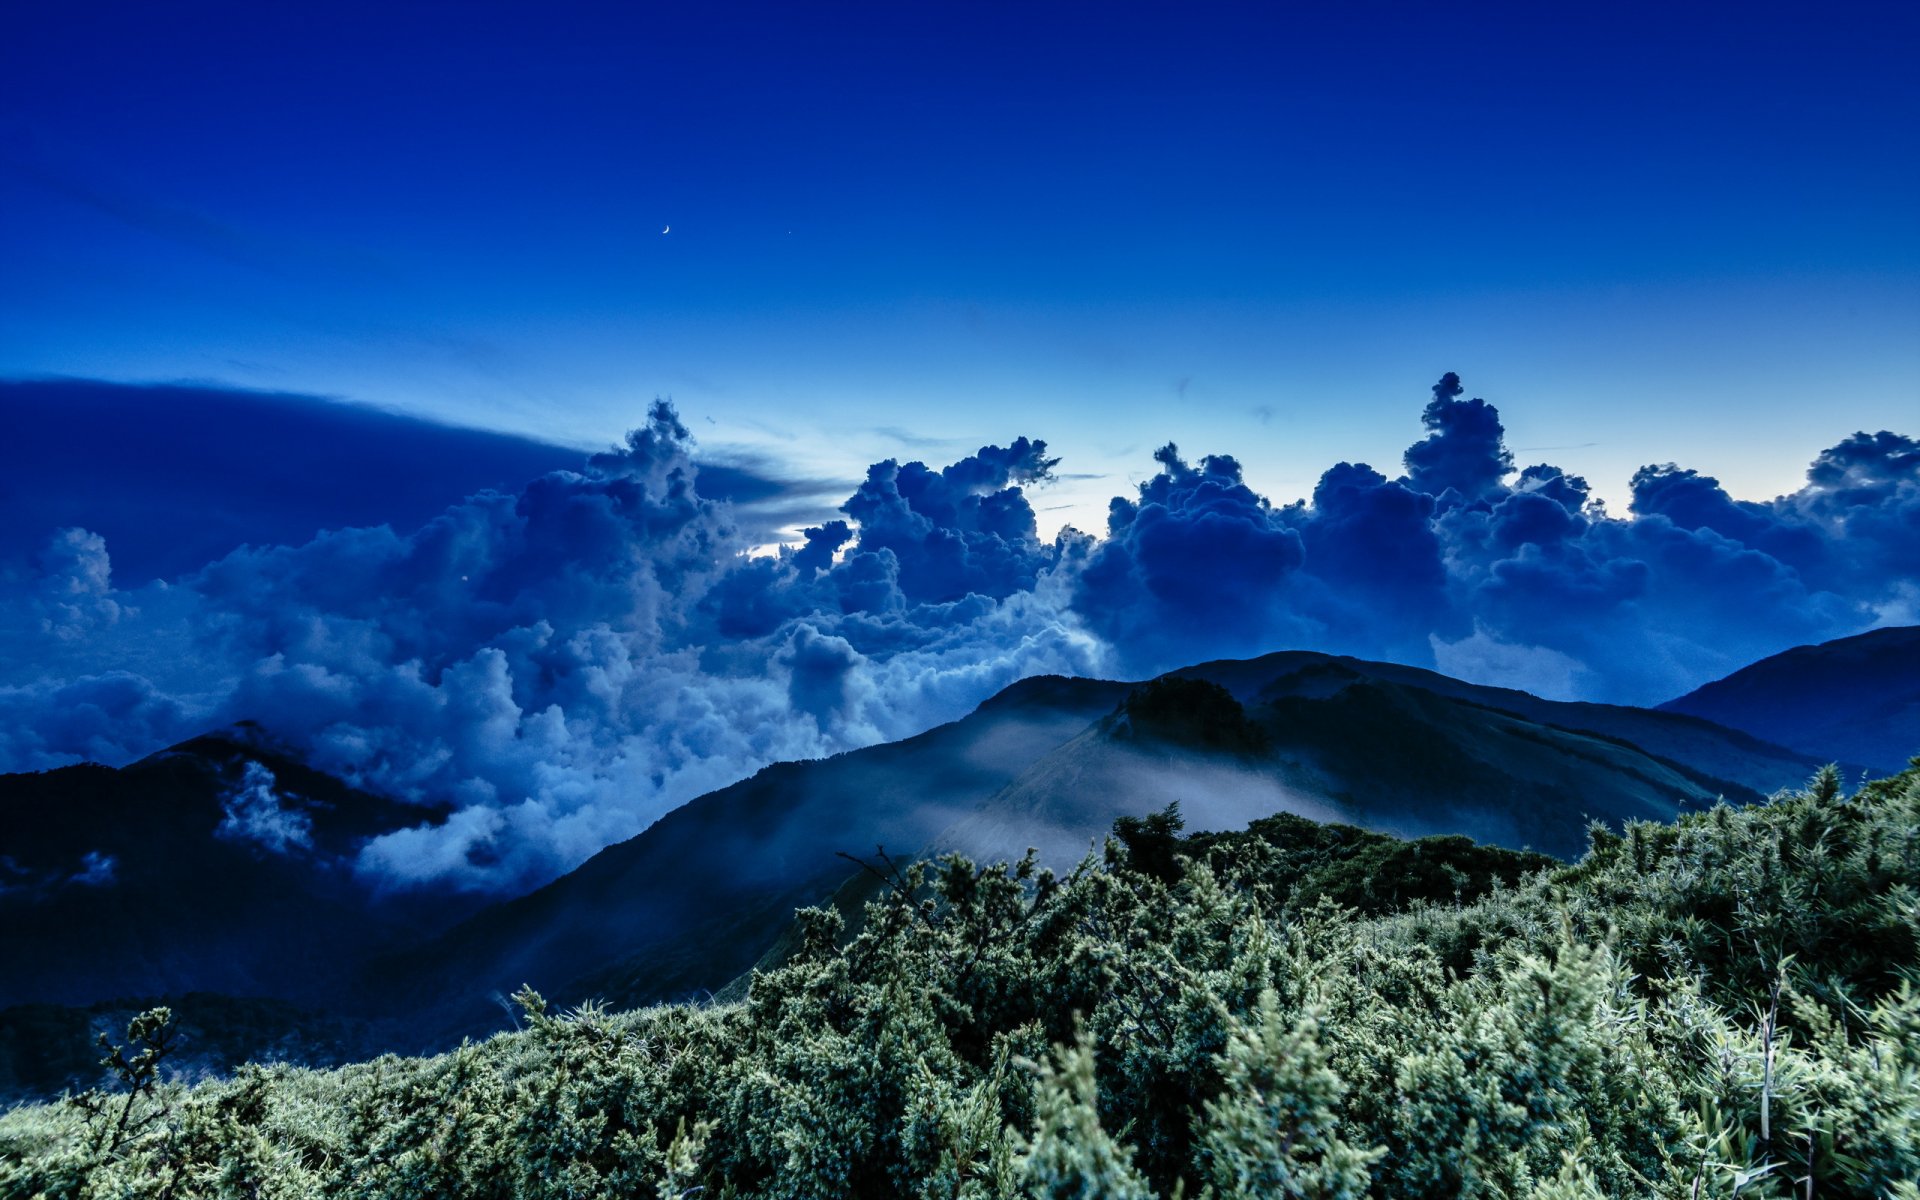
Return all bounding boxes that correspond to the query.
[3,0,1916,534]
[2,2,1917,893]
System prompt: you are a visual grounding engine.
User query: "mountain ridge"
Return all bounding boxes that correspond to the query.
[374,649,1837,1049]
[1659,625,1920,773]
[0,638,1870,1091]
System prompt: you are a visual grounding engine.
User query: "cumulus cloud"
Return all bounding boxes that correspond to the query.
[0,401,1106,892]
[1068,373,1914,690]
[1403,371,1514,504]
[0,672,198,772]
[33,528,125,640]
[0,379,842,585]
[0,376,1913,893]
[216,761,315,855]
[1073,444,1308,670]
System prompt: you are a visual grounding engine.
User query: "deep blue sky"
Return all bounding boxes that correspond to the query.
[3,0,1916,535]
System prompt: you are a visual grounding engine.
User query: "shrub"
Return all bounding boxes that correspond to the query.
[2,763,1915,1198]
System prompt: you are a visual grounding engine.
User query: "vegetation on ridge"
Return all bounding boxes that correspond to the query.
[2,761,1916,1199]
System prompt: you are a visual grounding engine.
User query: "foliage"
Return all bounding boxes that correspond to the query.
[63,1008,177,1159]
[1186,811,1557,915]
[1112,678,1270,757]
[2,762,1916,1199]
[0,993,359,1105]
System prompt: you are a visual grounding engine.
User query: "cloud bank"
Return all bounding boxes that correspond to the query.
[2,375,1913,892]
[0,400,1104,891]
[0,379,845,585]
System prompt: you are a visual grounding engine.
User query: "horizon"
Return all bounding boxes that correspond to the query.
[7,368,1910,548]
[3,0,1916,893]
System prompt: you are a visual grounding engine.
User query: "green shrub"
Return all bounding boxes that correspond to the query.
[2,762,1915,1199]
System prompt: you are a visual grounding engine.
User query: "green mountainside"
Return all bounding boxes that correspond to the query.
[4,762,1914,1198]
[359,674,1136,1049]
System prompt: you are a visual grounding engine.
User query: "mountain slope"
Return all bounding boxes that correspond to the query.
[0,648,1838,1065]
[8,759,1912,1197]
[0,729,468,1009]
[1168,651,1833,795]
[365,674,1135,1044]
[936,669,1788,870]
[383,655,1827,1045]
[1659,626,1920,773]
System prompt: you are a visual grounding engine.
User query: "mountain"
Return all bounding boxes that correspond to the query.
[12,757,1906,1195]
[935,659,1801,871]
[1167,651,1833,795]
[0,727,471,1010]
[1659,626,1920,774]
[361,675,1135,1046]
[0,646,1847,1083]
[378,652,1830,1046]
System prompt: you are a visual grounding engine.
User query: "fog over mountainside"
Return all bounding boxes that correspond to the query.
[934,663,1819,875]
[2,373,1914,893]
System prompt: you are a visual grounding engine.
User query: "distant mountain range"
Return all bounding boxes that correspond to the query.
[4,630,1908,1099]
[1659,625,1920,775]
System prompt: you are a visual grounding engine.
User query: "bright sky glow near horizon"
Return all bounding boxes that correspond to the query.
[4,0,1917,539]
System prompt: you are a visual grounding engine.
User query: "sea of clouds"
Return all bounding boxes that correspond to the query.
[2,374,1914,892]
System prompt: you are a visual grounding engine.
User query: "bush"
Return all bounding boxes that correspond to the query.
[2,763,1915,1199]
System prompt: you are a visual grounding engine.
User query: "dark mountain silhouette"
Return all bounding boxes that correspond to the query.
[1167,651,1834,794]
[0,727,470,1010]
[1659,626,1920,774]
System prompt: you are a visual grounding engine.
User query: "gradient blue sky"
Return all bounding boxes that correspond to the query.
[3,0,1915,537]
